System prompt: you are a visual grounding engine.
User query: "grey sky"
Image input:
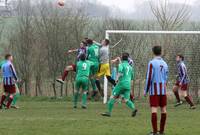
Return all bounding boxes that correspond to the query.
[99,0,197,12]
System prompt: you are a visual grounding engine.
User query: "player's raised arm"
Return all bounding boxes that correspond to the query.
[144,62,153,96]
[93,40,102,46]
[68,49,78,53]
[111,57,121,64]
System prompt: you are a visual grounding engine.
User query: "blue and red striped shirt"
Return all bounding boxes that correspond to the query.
[1,60,18,85]
[177,61,189,84]
[77,47,87,61]
[144,57,169,96]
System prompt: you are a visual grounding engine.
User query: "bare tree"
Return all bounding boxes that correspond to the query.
[9,0,35,96]
[150,0,191,30]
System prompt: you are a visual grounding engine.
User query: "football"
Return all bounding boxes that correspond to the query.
[58,0,64,6]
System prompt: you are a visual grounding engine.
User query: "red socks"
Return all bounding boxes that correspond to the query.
[151,113,157,133]
[151,112,167,134]
[6,95,14,109]
[62,70,68,81]
[160,113,167,134]
[185,96,194,107]
[174,91,180,102]
[0,95,6,106]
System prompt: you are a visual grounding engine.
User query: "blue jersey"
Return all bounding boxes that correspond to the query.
[177,61,189,84]
[144,57,169,96]
[1,60,18,85]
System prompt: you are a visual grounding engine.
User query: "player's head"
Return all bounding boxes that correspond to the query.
[80,41,87,48]
[86,39,93,45]
[83,37,88,43]
[152,46,162,56]
[5,54,13,61]
[101,39,110,46]
[122,52,129,61]
[80,54,86,61]
[176,54,184,62]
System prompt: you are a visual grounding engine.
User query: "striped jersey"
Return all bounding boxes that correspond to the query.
[1,60,18,85]
[128,57,134,66]
[177,61,189,84]
[77,47,87,61]
[144,57,169,96]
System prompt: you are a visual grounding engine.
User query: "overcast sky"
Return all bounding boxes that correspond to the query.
[99,0,197,12]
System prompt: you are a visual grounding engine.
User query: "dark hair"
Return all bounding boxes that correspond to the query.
[81,41,87,46]
[80,54,86,61]
[86,39,93,45]
[152,46,162,56]
[122,52,129,61]
[5,54,12,60]
[177,54,184,61]
[104,39,110,45]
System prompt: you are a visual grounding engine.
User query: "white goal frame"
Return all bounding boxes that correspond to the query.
[103,30,200,104]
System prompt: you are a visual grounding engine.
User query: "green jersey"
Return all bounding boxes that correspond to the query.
[76,60,93,78]
[87,43,100,62]
[118,61,134,85]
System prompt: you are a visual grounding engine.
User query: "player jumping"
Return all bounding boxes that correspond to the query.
[172,54,196,109]
[56,41,87,84]
[94,39,116,96]
[101,53,137,117]
[0,54,18,109]
[73,54,94,109]
[86,39,100,98]
[144,46,168,135]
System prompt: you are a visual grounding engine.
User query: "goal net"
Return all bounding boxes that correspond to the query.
[103,30,200,104]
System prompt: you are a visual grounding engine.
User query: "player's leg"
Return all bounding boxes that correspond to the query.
[159,95,167,135]
[6,94,14,109]
[81,78,89,109]
[180,85,195,109]
[105,63,116,86]
[11,84,20,109]
[101,84,121,117]
[74,79,81,108]
[0,92,9,109]
[173,82,182,107]
[11,92,20,109]
[56,64,75,84]
[91,63,100,98]
[149,95,159,135]
[5,85,16,109]
[123,89,137,117]
[91,77,98,98]
[95,64,103,94]
[159,107,167,135]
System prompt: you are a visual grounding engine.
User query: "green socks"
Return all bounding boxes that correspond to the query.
[73,92,79,107]
[108,98,116,114]
[82,93,87,107]
[74,92,88,108]
[12,92,20,106]
[126,100,135,111]
[90,79,97,91]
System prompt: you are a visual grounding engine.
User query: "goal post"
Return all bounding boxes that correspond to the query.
[103,30,200,104]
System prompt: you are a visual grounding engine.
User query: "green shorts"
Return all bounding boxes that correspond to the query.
[90,62,99,76]
[112,82,131,100]
[75,77,89,91]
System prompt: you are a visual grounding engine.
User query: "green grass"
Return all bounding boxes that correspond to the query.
[0,100,199,135]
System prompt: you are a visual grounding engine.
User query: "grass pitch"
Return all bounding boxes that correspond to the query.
[0,98,199,135]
